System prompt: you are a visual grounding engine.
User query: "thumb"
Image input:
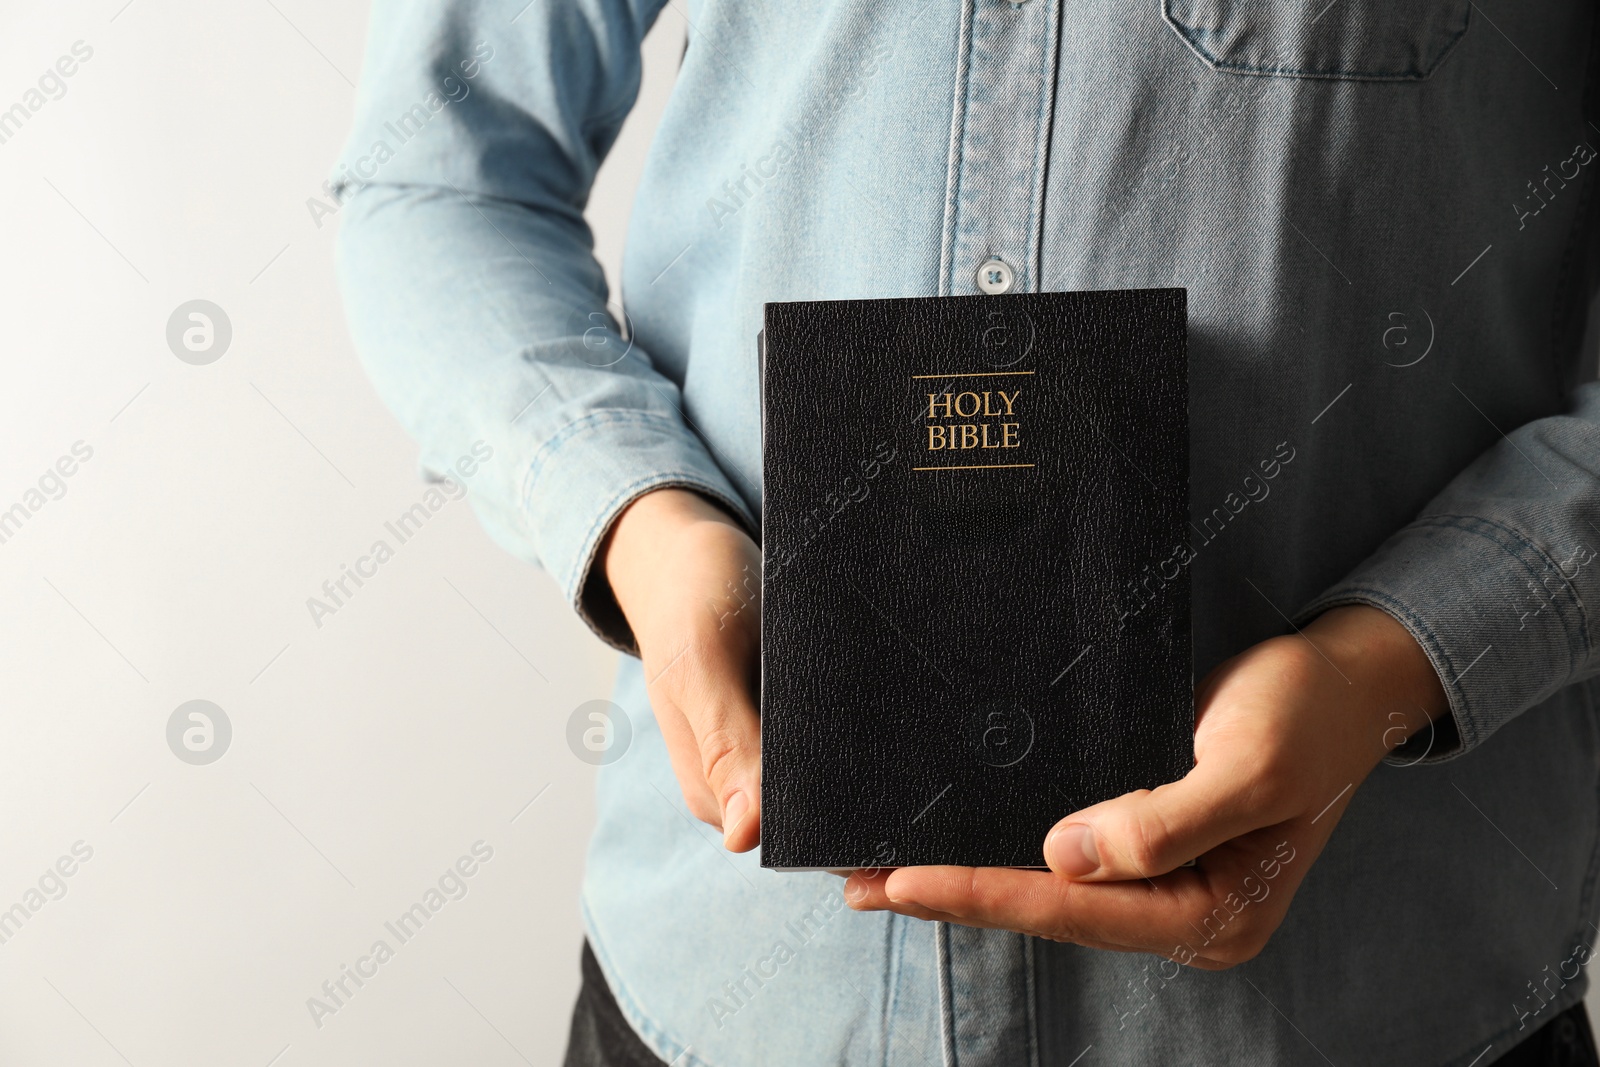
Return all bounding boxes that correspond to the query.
[686,689,763,853]
[1043,763,1268,881]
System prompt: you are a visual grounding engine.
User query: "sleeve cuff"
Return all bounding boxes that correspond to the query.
[522,409,757,655]
[1290,515,1591,764]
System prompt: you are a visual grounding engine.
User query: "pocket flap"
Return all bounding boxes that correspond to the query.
[1163,0,1472,81]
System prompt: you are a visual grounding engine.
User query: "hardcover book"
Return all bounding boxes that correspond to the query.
[758,288,1191,871]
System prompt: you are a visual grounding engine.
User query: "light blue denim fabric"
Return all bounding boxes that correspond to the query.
[334,0,1600,1063]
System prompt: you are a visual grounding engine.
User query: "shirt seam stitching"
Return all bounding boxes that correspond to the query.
[520,408,680,500]
[1025,0,1062,293]
[938,0,976,296]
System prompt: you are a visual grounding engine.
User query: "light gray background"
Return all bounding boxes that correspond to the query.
[1,3,1591,1064]
[0,2,684,1063]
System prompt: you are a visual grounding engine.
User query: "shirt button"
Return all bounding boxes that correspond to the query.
[976,256,1015,295]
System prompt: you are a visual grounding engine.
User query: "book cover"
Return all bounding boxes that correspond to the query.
[758,288,1191,871]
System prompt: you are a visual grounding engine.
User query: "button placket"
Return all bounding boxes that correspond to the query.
[942,0,1059,297]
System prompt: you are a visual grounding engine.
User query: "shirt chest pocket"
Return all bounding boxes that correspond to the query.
[1163,0,1472,81]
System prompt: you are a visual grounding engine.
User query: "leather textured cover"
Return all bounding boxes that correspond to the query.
[758,289,1191,870]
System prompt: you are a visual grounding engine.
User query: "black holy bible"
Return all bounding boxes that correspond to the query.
[758,288,1192,871]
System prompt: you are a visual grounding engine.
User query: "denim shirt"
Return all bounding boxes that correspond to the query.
[334,1,1600,1063]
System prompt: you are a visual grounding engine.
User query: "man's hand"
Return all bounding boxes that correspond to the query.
[842,605,1450,968]
[601,487,763,851]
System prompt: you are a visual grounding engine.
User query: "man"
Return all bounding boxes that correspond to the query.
[334,1,1600,1063]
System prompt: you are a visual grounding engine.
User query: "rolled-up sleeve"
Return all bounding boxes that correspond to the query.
[332,0,754,653]
[1292,380,1600,763]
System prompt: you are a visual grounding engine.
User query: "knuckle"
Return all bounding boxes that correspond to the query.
[1264,634,1326,688]
[1114,809,1173,876]
[1229,743,1294,816]
[685,793,721,826]
[1194,906,1271,967]
[1043,920,1088,946]
[1242,771,1290,818]
[1197,952,1244,971]
[1209,933,1267,968]
[697,725,747,793]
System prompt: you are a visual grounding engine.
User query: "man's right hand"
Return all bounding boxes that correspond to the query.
[600,487,763,852]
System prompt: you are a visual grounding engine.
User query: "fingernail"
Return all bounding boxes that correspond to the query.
[843,875,867,906]
[721,791,749,844]
[1047,823,1100,877]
